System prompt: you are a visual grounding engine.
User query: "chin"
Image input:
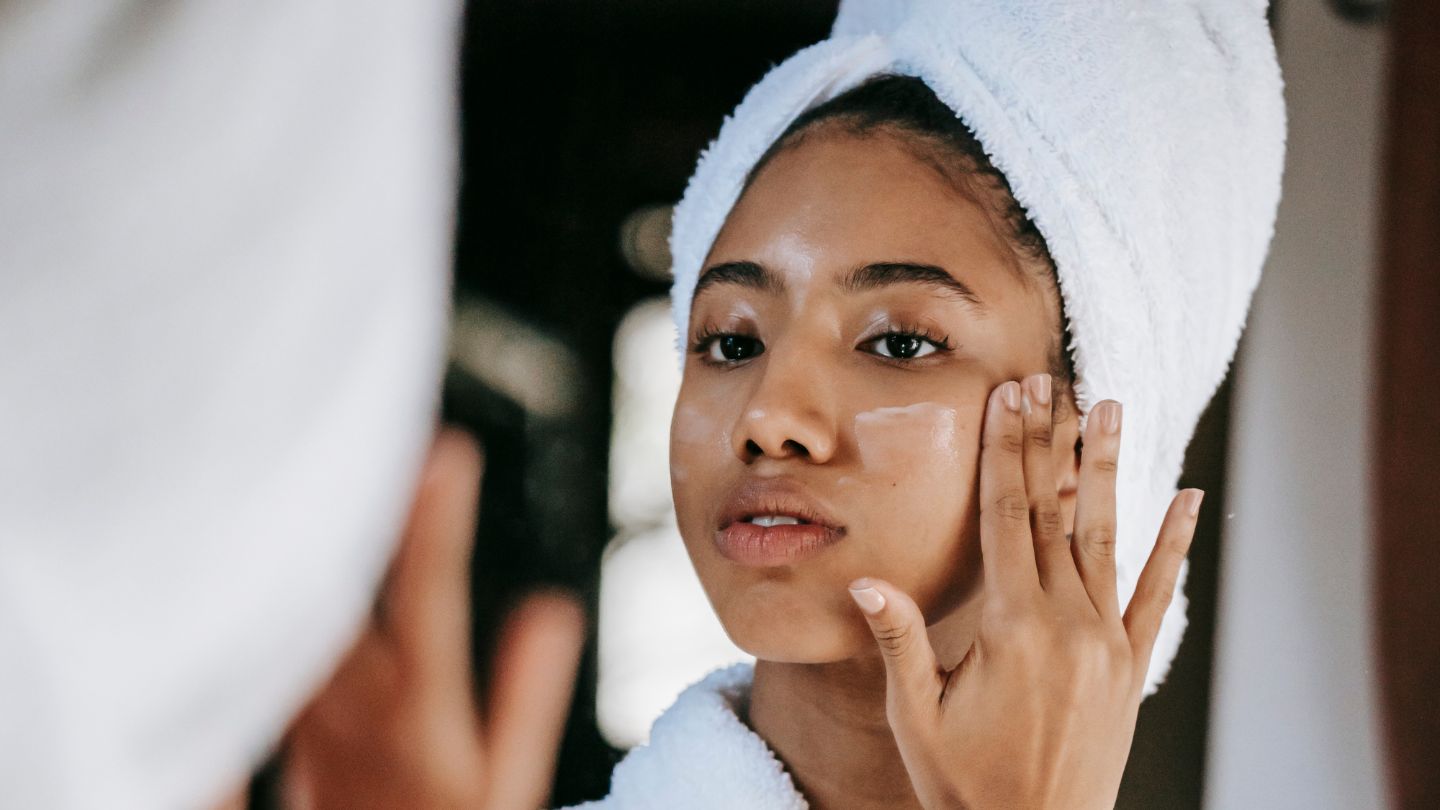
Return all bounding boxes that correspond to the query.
[735,631,867,664]
[716,589,876,663]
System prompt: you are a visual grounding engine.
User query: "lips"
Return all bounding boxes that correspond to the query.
[713,479,846,567]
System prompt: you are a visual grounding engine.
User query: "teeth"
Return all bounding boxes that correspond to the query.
[750,515,802,527]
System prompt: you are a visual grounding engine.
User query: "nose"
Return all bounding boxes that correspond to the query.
[730,346,838,464]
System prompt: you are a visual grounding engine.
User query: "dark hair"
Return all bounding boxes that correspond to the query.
[744,74,1078,417]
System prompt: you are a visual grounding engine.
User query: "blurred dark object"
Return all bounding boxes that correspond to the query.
[1330,0,1388,24]
[1374,0,1440,807]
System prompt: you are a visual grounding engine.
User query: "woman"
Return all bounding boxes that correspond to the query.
[569,1,1285,807]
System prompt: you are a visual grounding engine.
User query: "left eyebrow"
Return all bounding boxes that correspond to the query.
[840,262,988,313]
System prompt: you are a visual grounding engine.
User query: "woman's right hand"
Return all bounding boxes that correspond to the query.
[847,375,1203,809]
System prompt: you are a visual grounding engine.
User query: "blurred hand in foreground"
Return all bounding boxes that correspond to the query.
[281,427,587,810]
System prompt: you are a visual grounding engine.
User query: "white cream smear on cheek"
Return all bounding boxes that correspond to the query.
[670,403,733,483]
[853,403,960,472]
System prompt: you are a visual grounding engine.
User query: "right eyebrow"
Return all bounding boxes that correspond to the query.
[692,260,786,298]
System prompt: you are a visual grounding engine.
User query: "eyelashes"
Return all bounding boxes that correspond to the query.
[688,325,731,355]
[690,323,955,367]
[861,324,954,361]
[691,327,765,364]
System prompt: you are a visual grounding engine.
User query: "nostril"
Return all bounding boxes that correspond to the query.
[745,438,811,459]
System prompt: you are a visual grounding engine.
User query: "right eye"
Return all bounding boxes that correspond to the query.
[702,334,764,363]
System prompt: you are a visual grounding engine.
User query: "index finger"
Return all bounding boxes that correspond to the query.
[978,380,1041,604]
[386,426,484,686]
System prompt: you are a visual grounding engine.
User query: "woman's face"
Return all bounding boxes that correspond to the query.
[670,127,1075,663]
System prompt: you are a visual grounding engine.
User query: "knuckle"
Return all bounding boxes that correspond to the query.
[1080,524,1117,559]
[981,595,1027,631]
[1001,430,1025,455]
[1091,454,1119,475]
[1032,505,1065,538]
[1004,613,1052,654]
[1147,574,1180,609]
[993,489,1031,523]
[873,621,916,658]
[1060,627,1119,680]
[1027,421,1054,449]
[983,422,1016,451]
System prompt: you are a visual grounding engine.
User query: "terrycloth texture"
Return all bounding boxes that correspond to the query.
[668,0,1286,696]
[562,664,808,809]
[0,2,460,808]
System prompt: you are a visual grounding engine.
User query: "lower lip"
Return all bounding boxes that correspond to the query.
[713,522,845,567]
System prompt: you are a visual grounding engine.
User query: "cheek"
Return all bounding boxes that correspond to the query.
[850,402,981,607]
[670,400,732,487]
[852,402,968,477]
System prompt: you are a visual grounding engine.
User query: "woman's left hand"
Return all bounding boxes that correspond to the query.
[281,428,586,810]
[847,375,1203,810]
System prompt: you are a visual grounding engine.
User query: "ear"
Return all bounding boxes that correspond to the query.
[1052,403,1082,539]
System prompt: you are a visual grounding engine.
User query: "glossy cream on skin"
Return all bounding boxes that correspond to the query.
[853,403,961,472]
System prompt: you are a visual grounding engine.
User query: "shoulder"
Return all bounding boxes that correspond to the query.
[556,663,808,810]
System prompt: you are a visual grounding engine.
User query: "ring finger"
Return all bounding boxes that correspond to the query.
[1072,400,1123,622]
[1020,374,1082,598]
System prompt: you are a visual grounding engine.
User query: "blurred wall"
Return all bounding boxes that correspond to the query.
[1205,2,1389,808]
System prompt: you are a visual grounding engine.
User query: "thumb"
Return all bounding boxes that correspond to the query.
[848,577,941,707]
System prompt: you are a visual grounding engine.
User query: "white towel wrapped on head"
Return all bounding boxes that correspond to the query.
[668,0,1286,696]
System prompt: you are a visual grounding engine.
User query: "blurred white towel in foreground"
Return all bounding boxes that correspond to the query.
[0,2,461,807]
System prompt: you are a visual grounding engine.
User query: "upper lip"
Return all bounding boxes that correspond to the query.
[716,478,845,531]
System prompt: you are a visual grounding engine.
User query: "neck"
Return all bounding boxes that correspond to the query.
[746,597,981,810]
[749,654,919,810]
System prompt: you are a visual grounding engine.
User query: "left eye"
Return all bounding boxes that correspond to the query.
[863,333,940,360]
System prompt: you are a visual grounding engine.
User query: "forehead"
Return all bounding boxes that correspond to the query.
[706,129,1028,297]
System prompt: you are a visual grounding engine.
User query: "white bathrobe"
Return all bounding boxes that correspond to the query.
[563,664,810,810]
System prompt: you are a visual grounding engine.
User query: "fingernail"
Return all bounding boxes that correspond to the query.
[1002,381,1021,412]
[1098,401,1122,434]
[1184,489,1205,518]
[1028,374,1051,406]
[849,586,886,615]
